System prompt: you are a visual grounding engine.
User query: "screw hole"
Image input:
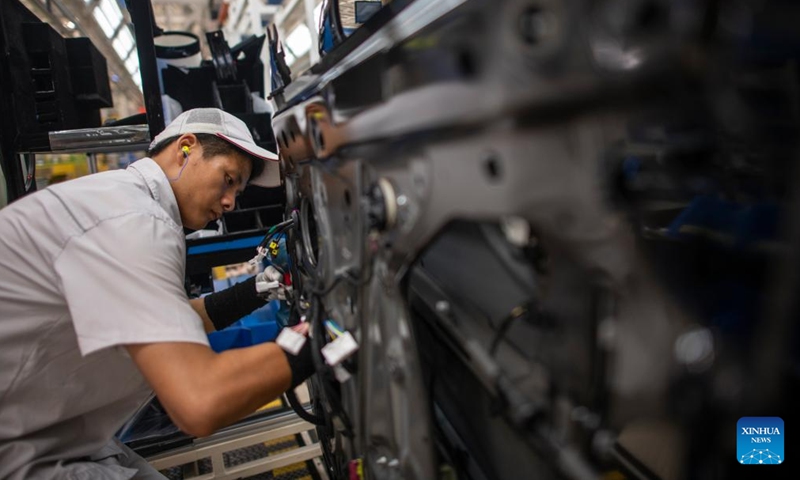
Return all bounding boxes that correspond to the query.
[458,49,476,77]
[484,156,503,181]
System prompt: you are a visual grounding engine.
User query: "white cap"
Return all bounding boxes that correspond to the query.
[149,108,280,187]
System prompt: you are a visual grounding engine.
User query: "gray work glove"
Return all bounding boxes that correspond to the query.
[255,266,292,301]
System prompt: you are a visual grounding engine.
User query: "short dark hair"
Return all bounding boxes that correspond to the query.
[147,133,265,181]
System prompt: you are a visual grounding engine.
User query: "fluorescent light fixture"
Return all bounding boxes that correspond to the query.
[284,49,297,67]
[285,24,312,59]
[113,28,134,59]
[93,7,116,38]
[99,0,123,28]
[125,54,139,75]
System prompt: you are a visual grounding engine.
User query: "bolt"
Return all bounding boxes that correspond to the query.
[674,327,714,372]
[396,194,408,206]
[435,300,450,315]
[388,459,400,468]
[376,456,388,465]
[501,216,530,247]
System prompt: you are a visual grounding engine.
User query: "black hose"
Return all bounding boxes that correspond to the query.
[489,307,528,356]
[308,295,354,435]
[286,388,326,426]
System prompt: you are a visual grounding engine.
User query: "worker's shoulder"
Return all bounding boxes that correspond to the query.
[46,169,181,234]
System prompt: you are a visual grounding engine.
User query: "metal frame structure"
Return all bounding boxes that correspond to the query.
[145,410,323,480]
[127,0,165,139]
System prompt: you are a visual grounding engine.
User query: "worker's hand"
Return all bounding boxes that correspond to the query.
[262,265,283,283]
[255,266,292,301]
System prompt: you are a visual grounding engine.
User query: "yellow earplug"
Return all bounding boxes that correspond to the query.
[182,146,191,155]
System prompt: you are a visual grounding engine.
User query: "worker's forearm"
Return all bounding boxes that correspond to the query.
[200,342,292,431]
[127,341,292,437]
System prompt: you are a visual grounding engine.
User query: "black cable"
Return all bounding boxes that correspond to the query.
[308,297,329,384]
[306,266,372,297]
[273,217,296,230]
[258,218,294,250]
[283,203,355,438]
[286,388,326,426]
[489,305,529,356]
[298,197,323,287]
[341,267,372,287]
[286,220,304,326]
[307,275,343,296]
[308,295,354,435]
[260,225,290,252]
[262,222,291,246]
[329,0,346,45]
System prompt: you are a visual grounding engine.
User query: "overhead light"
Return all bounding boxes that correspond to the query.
[284,49,297,66]
[125,53,139,76]
[113,28,134,59]
[93,7,115,37]
[99,0,123,27]
[92,0,124,38]
[63,20,76,30]
[132,70,142,90]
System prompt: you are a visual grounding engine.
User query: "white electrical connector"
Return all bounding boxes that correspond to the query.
[276,327,307,355]
[248,246,267,267]
[321,331,358,366]
[255,279,280,294]
[333,364,352,383]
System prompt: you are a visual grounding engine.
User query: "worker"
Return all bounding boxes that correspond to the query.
[0,108,314,479]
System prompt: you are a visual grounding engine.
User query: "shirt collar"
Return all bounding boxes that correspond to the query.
[128,158,183,228]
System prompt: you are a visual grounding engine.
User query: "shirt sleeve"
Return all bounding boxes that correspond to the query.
[54,213,209,356]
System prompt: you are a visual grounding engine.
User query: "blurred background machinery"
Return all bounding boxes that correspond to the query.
[268,1,800,479]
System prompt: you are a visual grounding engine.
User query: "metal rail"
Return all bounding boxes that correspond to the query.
[145,411,323,480]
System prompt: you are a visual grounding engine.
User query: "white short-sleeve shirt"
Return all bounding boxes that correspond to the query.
[0,158,209,479]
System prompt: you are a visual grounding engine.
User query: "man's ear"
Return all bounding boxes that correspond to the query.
[177,133,199,163]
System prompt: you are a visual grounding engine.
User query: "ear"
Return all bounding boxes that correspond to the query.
[177,133,199,163]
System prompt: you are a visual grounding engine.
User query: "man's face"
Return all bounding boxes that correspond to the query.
[174,146,252,230]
